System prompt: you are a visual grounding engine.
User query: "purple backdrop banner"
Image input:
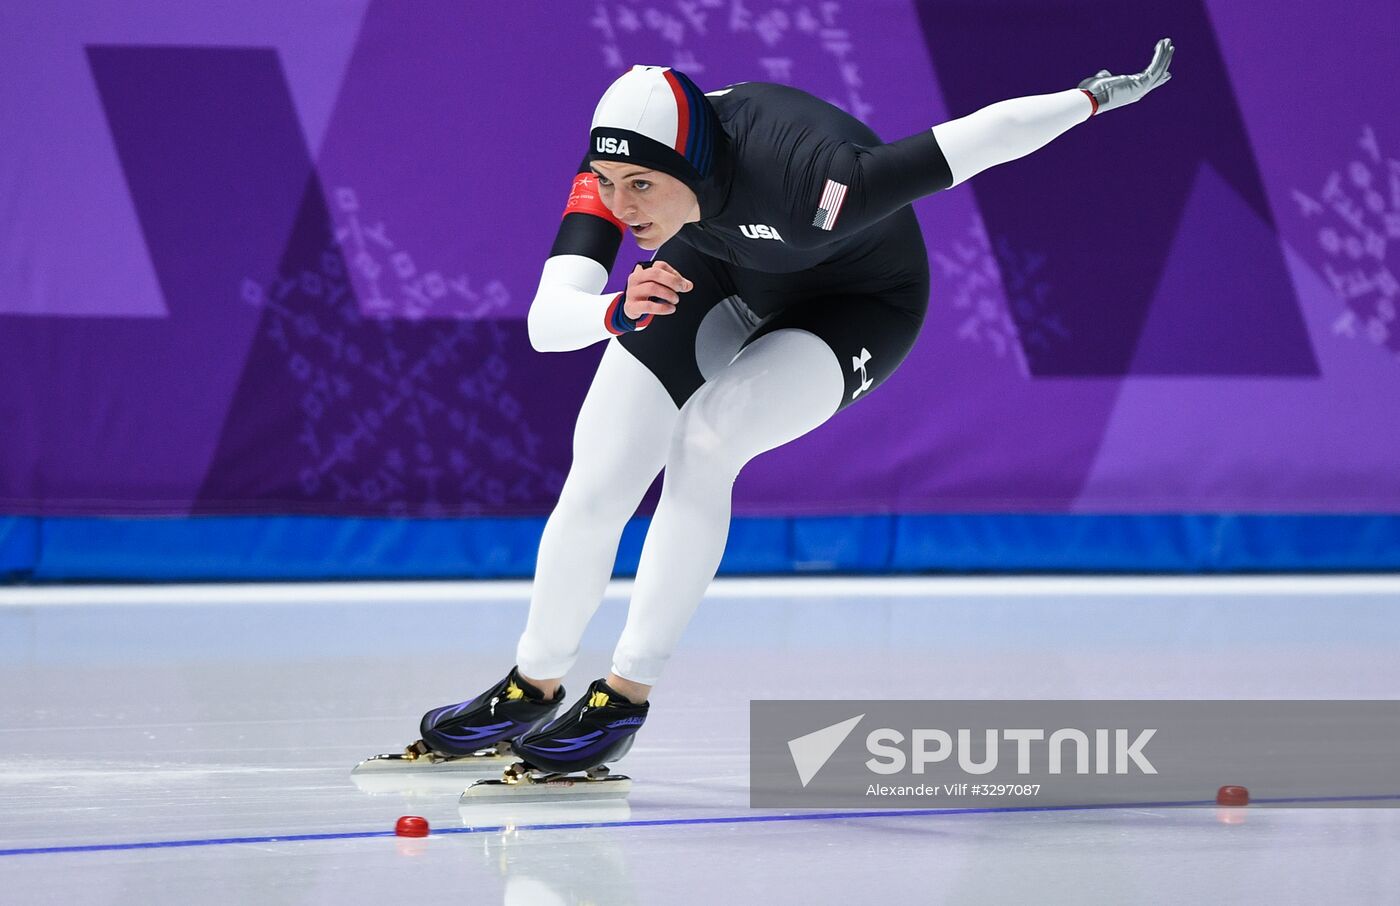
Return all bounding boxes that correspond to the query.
[2,0,1398,517]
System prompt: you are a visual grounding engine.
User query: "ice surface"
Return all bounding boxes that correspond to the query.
[3,576,1399,904]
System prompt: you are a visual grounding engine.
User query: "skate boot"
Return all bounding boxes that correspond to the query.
[461,678,647,802]
[419,667,567,756]
[352,667,565,777]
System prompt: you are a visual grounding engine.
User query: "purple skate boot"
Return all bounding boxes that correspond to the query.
[353,667,565,777]
[462,678,647,801]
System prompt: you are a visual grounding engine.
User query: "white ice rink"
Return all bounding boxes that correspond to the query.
[3,575,1400,904]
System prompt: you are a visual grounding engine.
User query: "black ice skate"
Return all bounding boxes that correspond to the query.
[461,678,648,802]
[352,666,566,779]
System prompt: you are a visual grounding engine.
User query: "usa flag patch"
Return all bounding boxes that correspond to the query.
[811,178,848,231]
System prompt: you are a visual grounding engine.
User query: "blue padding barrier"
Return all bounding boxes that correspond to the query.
[0,517,38,580]
[1,514,1399,582]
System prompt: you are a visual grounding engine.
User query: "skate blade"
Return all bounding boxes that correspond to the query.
[352,751,515,775]
[460,773,633,804]
[351,750,516,794]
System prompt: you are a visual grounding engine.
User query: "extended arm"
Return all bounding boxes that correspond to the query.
[806,38,1174,240]
[932,87,1094,189]
[936,37,1175,187]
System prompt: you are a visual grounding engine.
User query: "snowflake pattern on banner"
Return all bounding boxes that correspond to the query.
[237,188,564,515]
[590,0,872,121]
[933,213,1068,377]
[1292,125,1400,356]
[335,187,510,321]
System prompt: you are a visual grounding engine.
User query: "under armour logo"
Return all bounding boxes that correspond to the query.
[851,347,873,400]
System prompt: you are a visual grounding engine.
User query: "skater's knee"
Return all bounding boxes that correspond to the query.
[554,463,644,524]
[667,388,745,480]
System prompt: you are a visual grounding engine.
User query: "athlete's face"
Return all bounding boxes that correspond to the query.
[591,160,700,250]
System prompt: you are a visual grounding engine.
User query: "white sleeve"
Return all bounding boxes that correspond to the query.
[526,255,624,353]
[931,88,1094,189]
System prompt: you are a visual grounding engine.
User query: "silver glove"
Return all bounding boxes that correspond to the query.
[1078,37,1174,114]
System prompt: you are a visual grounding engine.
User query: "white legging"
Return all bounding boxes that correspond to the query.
[515,328,844,685]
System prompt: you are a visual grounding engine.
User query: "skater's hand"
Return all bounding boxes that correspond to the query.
[1078,37,1174,115]
[624,260,692,320]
